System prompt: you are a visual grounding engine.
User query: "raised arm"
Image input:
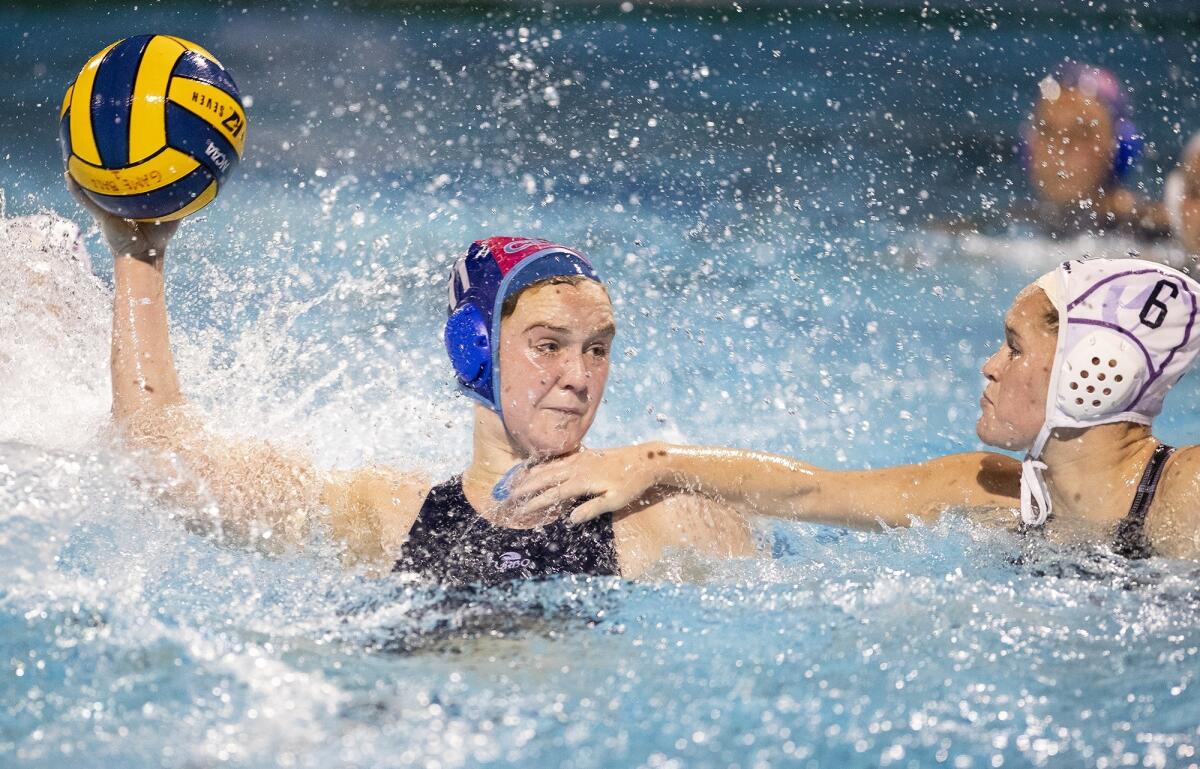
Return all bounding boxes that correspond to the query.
[509,443,1020,530]
[71,179,424,566]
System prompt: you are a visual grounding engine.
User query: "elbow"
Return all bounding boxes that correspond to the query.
[112,402,193,453]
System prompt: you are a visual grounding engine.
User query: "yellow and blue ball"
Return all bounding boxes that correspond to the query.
[60,34,247,222]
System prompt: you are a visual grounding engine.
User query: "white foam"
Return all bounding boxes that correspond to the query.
[0,208,112,449]
[0,200,466,479]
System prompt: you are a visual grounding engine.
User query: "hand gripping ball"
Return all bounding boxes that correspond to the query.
[60,34,247,222]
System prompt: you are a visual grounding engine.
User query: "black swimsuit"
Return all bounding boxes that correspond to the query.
[1110,444,1176,559]
[392,477,619,587]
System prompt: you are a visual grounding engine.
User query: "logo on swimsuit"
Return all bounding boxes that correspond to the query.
[497,551,534,572]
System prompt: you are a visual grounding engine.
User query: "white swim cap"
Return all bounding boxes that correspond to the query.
[1021,258,1200,525]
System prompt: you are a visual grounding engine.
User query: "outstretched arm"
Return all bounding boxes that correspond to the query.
[71,179,424,565]
[509,443,1020,530]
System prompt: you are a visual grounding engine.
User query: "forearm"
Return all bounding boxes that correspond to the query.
[648,443,827,520]
[650,445,1018,529]
[110,250,320,548]
[111,252,183,424]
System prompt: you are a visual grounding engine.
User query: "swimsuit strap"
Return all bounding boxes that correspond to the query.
[1112,443,1176,559]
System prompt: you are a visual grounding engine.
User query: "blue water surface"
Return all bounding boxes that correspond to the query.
[2,3,1200,768]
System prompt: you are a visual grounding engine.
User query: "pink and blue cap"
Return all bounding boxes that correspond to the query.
[1021,258,1200,525]
[444,236,601,415]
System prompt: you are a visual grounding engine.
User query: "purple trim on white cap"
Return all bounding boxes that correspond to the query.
[1065,269,1199,410]
[1066,269,1165,311]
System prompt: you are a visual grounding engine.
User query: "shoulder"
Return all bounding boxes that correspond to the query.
[321,466,431,566]
[609,491,755,579]
[968,452,1021,510]
[353,467,432,549]
[868,451,1019,491]
[1148,445,1200,559]
[944,451,1020,485]
[1157,445,1200,504]
[899,452,1019,512]
[893,452,1019,525]
[613,491,755,558]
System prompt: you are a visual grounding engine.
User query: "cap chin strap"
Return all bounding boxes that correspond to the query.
[1020,451,1051,526]
[1020,416,1055,525]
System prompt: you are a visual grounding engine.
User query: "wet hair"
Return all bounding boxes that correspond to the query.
[500,274,608,319]
[1044,305,1060,333]
[1028,283,1060,334]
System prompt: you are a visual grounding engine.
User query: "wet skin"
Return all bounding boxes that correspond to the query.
[494,280,616,459]
[977,286,1058,452]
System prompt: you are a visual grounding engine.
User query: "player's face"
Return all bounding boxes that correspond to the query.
[497,281,615,458]
[1029,86,1117,205]
[978,286,1058,450]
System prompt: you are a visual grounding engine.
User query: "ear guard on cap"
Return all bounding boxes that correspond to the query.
[1112,118,1143,180]
[445,302,493,401]
[1057,330,1144,419]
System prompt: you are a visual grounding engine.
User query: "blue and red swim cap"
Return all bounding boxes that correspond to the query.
[444,237,601,413]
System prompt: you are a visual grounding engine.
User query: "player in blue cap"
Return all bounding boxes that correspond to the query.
[73,187,753,584]
[1023,62,1169,238]
[393,236,756,582]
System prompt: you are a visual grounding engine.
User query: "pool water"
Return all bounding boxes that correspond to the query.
[3,3,1200,768]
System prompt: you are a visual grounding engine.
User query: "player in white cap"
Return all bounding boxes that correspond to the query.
[508,258,1200,559]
